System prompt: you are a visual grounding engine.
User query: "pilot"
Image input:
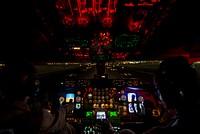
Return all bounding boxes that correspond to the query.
[142,56,200,133]
[99,56,200,134]
[153,70,177,126]
[0,61,76,134]
[141,56,200,134]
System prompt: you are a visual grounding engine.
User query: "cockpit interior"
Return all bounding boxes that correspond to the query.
[0,0,200,134]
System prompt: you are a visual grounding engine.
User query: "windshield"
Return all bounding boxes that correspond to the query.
[1,0,199,63]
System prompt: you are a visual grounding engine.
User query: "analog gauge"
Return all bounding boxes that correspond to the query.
[121,95,126,101]
[76,96,81,102]
[96,104,99,108]
[121,90,125,94]
[77,91,81,95]
[76,103,81,109]
[93,104,97,108]
[59,96,65,103]
[35,80,40,85]
[93,96,97,99]
[123,112,127,116]
[109,98,114,103]
[138,96,144,102]
[101,104,105,108]
[113,88,117,91]
[88,93,92,99]
[123,106,127,111]
[110,104,113,108]
[98,92,101,95]
[105,104,109,108]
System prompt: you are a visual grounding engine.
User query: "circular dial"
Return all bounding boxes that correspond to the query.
[138,96,144,102]
[59,96,65,103]
[121,95,126,101]
[77,91,81,95]
[88,93,92,99]
[76,96,81,102]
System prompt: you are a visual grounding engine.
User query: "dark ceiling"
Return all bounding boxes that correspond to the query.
[0,0,200,62]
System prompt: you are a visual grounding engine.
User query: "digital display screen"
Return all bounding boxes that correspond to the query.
[128,103,138,113]
[109,111,117,117]
[86,111,93,117]
[96,111,106,119]
[128,93,137,102]
[66,93,75,102]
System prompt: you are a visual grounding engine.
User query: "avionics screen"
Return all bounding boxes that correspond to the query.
[96,111,106,119]
[128,103,138,113]
[128,93,137,102]
[86,111,93,117]
[109,111,117,117]
[66,93,75,102]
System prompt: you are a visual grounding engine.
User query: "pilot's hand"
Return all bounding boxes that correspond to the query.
[97,119,117,134]
[100,118,112,129]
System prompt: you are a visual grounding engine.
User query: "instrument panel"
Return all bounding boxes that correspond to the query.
[55,78,159,133]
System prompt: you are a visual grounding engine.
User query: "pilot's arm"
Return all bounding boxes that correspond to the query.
[40,107,76,134]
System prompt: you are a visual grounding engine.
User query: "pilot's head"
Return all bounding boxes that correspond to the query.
[1,60,36,102]
[154,56,200,110]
